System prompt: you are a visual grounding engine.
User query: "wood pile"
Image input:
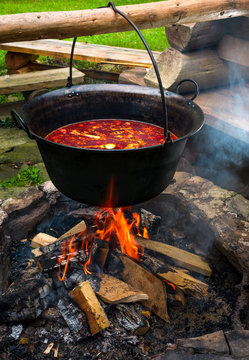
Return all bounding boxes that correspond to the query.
[144,16,249,92]
[20,208,212,339]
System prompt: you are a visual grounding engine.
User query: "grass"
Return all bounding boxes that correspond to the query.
[0,165,43,188]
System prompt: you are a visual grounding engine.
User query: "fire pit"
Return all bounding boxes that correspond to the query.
[0,172,249,359]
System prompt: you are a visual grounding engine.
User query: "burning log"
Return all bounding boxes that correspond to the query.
[157,266,208,299]
[165,20,228,52]
[120,255,170,323]
[70,281,110,335]
[96,274,149,304]
[218,34,249,67]
[135,236,212,276]
[144,47,231,92]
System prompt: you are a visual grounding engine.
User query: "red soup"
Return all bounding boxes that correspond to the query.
[45,119,178,150]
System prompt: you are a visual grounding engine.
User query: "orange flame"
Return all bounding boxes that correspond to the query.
[163,280,176,291]
[58,178,146,280]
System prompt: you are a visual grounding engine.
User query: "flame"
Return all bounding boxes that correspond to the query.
[58,178,146,280]
[163,280,176,291]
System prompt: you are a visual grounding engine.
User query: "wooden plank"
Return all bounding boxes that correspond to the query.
[194,82,249,144]
[0,40,160,68]
[57,220,86,241]
[0,67,84,95]
[0,1,249,43]
[120,255,170,323]
[135,236,212,276]
[70,280,110,335]
[96,274,149,304]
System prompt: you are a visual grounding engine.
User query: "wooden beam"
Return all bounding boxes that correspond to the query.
[144,47,232,92]
[165,20,228,52]
[120,255,170,323]
[218,34,249,67]
[96,274,149,304]
[0,0,249,43]
[135,236,212,276]
[70,280,110,335]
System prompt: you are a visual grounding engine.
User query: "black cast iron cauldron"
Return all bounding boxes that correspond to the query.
[11,2,204,207]
[12,84,203,206]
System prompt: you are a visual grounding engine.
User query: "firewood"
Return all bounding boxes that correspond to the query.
[32,248,42,257]
[144,47,231,92]
[58,220,86,240]
[157,266,208,299]
[165,20,227,52]
[115,303,150,335]
[5,51,38,70]
[44,343,54,354]
[96,274,149,304]
[218,34,249,67]
[70,281,110,335]
[31,233,57,248]
[135,236,212,276]
[57,297,90,341]
[94,242,109,269]
[120,255,169,323]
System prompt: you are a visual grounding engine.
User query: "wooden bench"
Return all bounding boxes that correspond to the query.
[0,39,160,69]
[0,67,84,118]
[0,67,84,95]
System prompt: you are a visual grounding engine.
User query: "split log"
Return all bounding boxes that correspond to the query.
[144,47,231,92]
[120,255,170,323]
[7,62,60,75]
[57,297,90,341]
[165,20,228,52]
[57,220,86,240]
[31,233,57,248]
[5,51,38,70]
[157,266,208,299]
[218,34,249,67]
[96,274,148,304]
[70,280,110,335]
[115,303,150,335]
[0,0,249,43]
[135,236,212,276]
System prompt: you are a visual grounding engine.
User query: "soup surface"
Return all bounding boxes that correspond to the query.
[45,119,178,149]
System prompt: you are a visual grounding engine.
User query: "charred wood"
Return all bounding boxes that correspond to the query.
[115,303,150,336]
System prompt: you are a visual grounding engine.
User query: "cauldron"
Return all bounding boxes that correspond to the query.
[12,84,204,206]
[11,2,204,207]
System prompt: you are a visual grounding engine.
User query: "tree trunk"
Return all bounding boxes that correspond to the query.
[0,0,249,43]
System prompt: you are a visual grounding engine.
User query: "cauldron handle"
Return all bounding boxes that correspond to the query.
[67,2,170,142]
[11,110,34,139]
[176,79,200,101]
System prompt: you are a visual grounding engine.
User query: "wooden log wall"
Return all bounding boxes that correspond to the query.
[0,0,249,43]
[144,16,249,92]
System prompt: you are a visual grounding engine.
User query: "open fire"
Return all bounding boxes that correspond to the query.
[58,179,149,281]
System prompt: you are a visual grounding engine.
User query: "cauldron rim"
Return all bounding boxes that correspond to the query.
[23,83,204,152]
